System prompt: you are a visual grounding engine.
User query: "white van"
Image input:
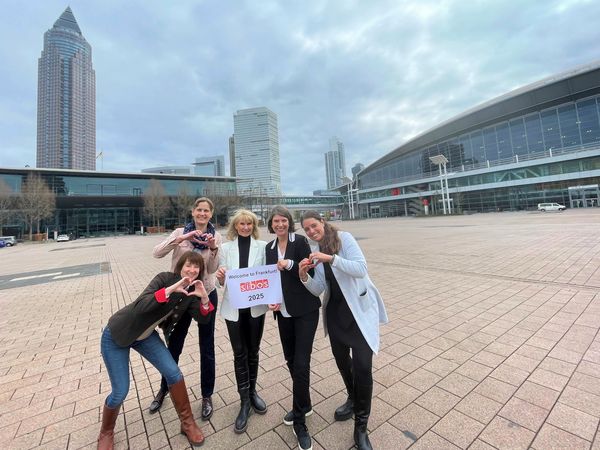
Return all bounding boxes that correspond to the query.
[537,202,566,212]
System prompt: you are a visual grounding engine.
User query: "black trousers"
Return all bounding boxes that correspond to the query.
[226,309,266,394]
[329,320,373,391]
[276,309,319,425]
[160,289,218,397]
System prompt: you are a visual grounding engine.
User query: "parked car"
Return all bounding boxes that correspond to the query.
[0,236,17,246]
[0,239,6,248]
[56,234,70,242]
[537,202,566,212]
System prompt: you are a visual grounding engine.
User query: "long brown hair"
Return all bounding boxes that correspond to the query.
[300,210,341,254]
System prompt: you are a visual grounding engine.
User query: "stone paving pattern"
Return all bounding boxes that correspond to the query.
[1,209,600,449]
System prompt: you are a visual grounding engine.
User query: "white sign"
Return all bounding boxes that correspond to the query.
[225,264,283,309]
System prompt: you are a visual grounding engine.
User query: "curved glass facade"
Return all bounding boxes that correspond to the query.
[361,95,600,189]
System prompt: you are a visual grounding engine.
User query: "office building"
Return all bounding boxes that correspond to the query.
[356,61,600,217]
[325,137,347,189]
[232,107,281,195]
[37,7,96,170]
[193,156,225,176]
[141,166,192,175]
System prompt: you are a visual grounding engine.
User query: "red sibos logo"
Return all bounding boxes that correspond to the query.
[240,279,269,292]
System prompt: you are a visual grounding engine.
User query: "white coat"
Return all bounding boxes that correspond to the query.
[218,237,269,321]
[303,231,388,354]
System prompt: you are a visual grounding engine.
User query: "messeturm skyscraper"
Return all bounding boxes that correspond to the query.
[37,7,96,170]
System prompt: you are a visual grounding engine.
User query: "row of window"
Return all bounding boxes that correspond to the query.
[361,157,600,200]
[361,95,600,189]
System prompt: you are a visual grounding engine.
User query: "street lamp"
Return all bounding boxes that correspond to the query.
[429,155,451,214]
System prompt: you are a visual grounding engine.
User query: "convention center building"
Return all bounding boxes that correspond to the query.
[356,61,600,217]
[0,167,343,239]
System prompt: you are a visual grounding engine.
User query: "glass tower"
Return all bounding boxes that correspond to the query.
[37,7,96,170]
[325,136,346,189]
[233,107,281,195]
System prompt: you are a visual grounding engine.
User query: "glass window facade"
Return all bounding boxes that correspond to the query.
[360,95,600,189]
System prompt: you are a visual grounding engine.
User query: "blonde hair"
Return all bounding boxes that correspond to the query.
[227,209,260,240]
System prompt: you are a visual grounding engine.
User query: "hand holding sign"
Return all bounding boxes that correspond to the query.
[225,264,283,309]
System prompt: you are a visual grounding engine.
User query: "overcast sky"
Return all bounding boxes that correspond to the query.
[1,0,599,195]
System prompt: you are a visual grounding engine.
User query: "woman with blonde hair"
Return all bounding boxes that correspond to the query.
[216,209,269,433]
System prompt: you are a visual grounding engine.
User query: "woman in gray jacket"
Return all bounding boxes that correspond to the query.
[299,211,388,450]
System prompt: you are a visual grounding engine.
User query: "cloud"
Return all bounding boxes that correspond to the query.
[1,0,599,195]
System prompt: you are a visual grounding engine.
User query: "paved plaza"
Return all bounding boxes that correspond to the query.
[1,209,600,450]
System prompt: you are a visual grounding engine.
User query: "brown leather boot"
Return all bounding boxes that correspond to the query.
[169,378,205,447]
[97,403,120,450]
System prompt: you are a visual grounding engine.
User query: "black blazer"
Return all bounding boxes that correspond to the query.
[265,233,321,317]
[107,272,211,347]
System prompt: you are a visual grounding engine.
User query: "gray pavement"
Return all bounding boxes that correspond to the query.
[1,209,599,449]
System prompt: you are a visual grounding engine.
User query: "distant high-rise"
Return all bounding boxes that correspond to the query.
[233,107,281,195]
[193,156,225,176]
[351,163,365,179]
[325,136,346,189]
[228,135,236,177]
[37,7,96,170]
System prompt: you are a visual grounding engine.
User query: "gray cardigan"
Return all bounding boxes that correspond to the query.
[302,231,388,354]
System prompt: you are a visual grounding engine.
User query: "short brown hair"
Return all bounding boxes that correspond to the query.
[174,250,205,280]
[192,197,214,212]
[267,205,295,234]
[227,209,260,240]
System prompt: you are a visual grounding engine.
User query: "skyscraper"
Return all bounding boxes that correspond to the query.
[232,107,281,195]
[37,7,96,170]
[325,136,346,189]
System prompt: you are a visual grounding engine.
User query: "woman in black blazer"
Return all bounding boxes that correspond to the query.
[97,251,214,449]
[265,206,320,450]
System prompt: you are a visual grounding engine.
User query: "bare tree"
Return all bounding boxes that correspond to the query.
[175,181,194,225]
[211,191,243,226]
[0,179,15,235]
[143,179,169,228]
[18,173,56,240]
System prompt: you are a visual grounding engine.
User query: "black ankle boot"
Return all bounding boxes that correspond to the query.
[234,395,252,434]
[334,395,353,421]
[249,390,267,414]
[353,383,373,450]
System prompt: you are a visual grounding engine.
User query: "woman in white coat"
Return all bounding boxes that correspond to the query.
[216,209,268,434]
[299,211,388,450]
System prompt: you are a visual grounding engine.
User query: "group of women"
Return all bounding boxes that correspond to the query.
[97,198,387,450]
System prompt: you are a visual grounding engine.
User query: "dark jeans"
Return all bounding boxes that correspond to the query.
[159,289,218,397]
[102,327,182,408]
[226,309,266,393]
[276,309,319,425]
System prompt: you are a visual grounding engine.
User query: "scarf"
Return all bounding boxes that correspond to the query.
[183,221,216,251]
